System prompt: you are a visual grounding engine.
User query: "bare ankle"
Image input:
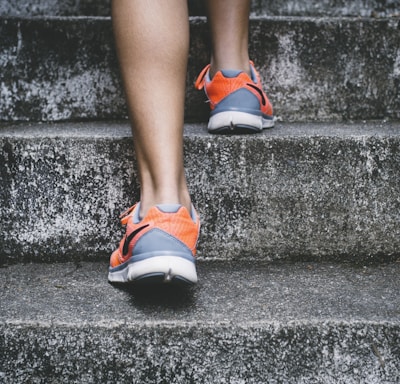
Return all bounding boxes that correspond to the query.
[139,193,191,218]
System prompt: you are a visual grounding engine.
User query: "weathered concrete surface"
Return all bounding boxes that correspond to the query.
[252,0,400,17]
[1,122,399,264]
[1,261,399,383]
[0,17,399,122]
[0,0,111,17]
[0,17,124,121]
[250,17,400,122]
[1,0,399,17]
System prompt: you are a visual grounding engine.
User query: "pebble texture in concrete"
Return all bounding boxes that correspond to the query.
[1,0,399,17]
[1,122,399,264]
[0,17,399,122]
[251,0,400,16]
[1,261,399,383]
[0,0,111,17]
[0,17,123,121]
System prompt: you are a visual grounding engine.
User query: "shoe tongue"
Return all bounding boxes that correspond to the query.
[220,69,243,78]
[156,204,181,213]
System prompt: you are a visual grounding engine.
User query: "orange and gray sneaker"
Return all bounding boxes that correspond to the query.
[195,61,274,134]
[109,203,200,285]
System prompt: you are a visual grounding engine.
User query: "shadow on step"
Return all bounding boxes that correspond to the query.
[110,281,198,311]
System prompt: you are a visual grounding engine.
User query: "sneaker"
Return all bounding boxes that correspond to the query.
[195,61,274,134]
[109,203,200,285]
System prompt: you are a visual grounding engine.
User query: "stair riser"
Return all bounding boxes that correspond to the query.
[0,18,399,122]
[1,323,398,383]
[251,0,400,17]
[1,124,399,263]
[1,0,399,17]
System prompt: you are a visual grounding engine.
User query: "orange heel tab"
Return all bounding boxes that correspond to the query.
[194,64,210,90]
[119,204,137,225]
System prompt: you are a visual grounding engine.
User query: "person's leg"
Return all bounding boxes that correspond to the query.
[195,0,274,133]
[109,0,200,285]
[112,0,191,217]
[205,0,252,77]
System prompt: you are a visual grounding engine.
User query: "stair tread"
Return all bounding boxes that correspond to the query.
[1,120,399,138]
[2,260,399,383]
[2,261,399,326]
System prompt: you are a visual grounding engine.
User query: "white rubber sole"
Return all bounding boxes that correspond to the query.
[208,111,275,133]
[108,255,198,284]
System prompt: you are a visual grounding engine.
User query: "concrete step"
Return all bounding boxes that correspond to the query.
[1,121,399,264]
[0,16,399,122]
[250,0,400,17]
[1,261,399,383]
[1,0,399,17]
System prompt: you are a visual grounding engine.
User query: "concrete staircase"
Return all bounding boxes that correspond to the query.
[1,1,400,383]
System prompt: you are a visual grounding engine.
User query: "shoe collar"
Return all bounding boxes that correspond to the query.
[194,61,258,89]
[120,203,198,225]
